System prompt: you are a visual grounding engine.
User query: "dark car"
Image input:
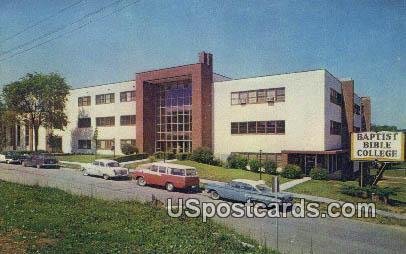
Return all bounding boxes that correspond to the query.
[22,154,60,169]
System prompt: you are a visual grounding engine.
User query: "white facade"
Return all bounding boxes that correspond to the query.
[213,70,347,158]
[52,80,136,155]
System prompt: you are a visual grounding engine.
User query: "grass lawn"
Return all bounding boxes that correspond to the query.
[0,181,274,253]
[289,179,406,214]
[173,160,291,185]
[56,154,115,163]
[370,168,406,178]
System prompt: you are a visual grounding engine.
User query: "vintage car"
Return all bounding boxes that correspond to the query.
[0,151,21,164]
[22,154,60,168]
[82,159,129,180]
[205,179,293,207]
[133,162,199,192]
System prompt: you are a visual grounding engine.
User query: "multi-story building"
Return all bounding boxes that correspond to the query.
[2,52,371,175]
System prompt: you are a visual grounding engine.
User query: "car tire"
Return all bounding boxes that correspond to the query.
[165,182,174,192]
[210,190,220,200]
[103,174,109,180]
[137,177,146,186]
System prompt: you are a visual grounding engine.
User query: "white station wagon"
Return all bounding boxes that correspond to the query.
[82,159,129,180]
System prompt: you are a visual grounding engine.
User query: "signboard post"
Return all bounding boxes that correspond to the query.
[351,131,405,186]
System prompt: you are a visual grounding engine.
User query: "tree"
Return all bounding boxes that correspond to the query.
[0,97,18,151]
[2,73,71,151]
[371,124,398,132]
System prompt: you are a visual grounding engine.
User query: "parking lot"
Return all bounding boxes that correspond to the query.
[1,162,406,254]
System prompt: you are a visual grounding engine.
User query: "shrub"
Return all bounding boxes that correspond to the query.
[340,185,364,197]
[176,153,191,161]
[211,158,223,167]
[153,151,165,159]
[310,167,328,180]
[191,147,214,164]
[226,154,248,170]
[263,160,277,175]
[121,144,138,155]
[115,153,148,163]
[148,156,156,163]
[281,164,302,179]
[248,159,261,173]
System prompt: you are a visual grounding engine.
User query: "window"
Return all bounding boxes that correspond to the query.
[231,122,239,134]
[231,121,285,135]
[275,88,285,102]
[96,139,115,150]
[151,165,158,172]
[171,168,185,176]
[120,139,136,147]
[238,122,248,133]
[276,121,285,134]
[120,115,136,125]
[25,125,29,146]
[354,104,360,115]
[120,91,136,102]
[78,118,91,128]
[330,121,342,135]
[266,121,276,133]
[330,89,342,106]
[96,117,115,127]
[231,87,285,105]
[354,126,361,133]
[78,140,91,149]
[96,93,115,105]
[248,121,257,133]
[78,96,91,106]
[257,121,266,133]
[158,166,167,174]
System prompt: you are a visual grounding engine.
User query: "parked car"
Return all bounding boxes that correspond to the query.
[133,162,200,192]
[0,151,21,164]
[22,154,60,169]
[205,179,293,207]
[82,159,129,180]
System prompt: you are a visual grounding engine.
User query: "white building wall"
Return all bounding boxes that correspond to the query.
[52,80,136,155]
[213,70,327,159]
[324,71,343,150]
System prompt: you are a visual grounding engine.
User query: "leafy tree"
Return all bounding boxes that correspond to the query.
[0,97,18,151]
[2,73,70,151]
[371,124,398,132]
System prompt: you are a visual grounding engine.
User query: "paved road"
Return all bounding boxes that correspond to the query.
[0,163,405,254]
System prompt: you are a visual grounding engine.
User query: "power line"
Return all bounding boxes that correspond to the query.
[0,0,141,62]
[0,0,127,57]
[0,0,85,44]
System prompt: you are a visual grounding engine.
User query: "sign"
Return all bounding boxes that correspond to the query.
[351,132,405,162]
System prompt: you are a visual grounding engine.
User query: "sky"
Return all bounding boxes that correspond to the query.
[0,0,405,127]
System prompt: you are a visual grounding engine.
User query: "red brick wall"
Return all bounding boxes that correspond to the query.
[136,52,213,154]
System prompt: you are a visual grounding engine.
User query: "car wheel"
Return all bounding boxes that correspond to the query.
[137,177,146,186]
[103,174,109,180]
[210,190,220,200]
[165,182,174,192]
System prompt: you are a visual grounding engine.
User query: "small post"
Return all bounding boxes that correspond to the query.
[259,149,262,180]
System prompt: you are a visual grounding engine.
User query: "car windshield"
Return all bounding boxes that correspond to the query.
[107,162,119,167]
[256,184,273,193]
[185,168,197,176]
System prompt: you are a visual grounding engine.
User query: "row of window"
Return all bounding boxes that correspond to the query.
[231,121,285,135]
[78,115,136,128]
[78,139,136,150]
[78,91,136,106]
[231,88,285,105]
